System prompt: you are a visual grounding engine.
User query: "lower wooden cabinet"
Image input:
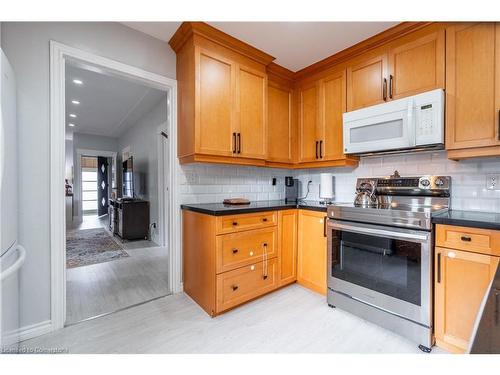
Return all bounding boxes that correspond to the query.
[297,210,327,295]
[434,245,499,353]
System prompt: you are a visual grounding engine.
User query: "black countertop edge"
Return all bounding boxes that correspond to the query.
[432,210,500,231]
[180,200,328,216]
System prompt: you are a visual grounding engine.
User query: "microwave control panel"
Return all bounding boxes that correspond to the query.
[414,89,444,146]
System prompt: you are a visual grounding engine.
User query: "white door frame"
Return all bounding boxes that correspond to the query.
[50,41,180,331]
[157,123,169,247]
[74,149,117,221]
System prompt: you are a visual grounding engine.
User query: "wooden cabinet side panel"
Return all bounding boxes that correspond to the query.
[434,247,499,353]
[445,23,499,150]
[182,210,217,316]
[278,209,298,286]
[176,41,196,158]
[297,210,327,295]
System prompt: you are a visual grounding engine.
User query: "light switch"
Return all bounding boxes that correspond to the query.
[486,175,500,190]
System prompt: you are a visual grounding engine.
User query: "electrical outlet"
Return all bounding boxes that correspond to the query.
[486,174,500,190]
[185,172,197,184]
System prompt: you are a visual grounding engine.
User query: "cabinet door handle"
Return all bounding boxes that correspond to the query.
[461,235,472,242]
[389,75,393,99]
[263,242,268,280]
[262,217,268,222]
[319,140,323,159]
[232,221,238,226]
[232,285,239,291]
[383,78,387,101]
[437,253,441,283]
[232,132,236,154]
[323,216,328,237]
[495,290,499,326]
[237,133,241,154]
[232,248,238,254]
[315,141,319,159]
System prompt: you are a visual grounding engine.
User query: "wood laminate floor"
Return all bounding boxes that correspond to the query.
[65,214,169,325]
[24,284,446,354]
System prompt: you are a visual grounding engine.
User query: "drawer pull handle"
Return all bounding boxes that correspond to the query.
[263,275,268,280]
[232,222,238,226]
[461,235,472,242]
[232,249,239,254]
[232,285,238,291]
[262,218,268,222]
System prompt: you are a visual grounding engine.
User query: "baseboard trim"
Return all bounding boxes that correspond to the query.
[16,320,53,343]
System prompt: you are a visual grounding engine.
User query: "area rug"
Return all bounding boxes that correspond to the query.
[66,228,129,268]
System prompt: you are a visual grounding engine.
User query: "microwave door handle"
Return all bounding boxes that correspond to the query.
[328,221,429,242]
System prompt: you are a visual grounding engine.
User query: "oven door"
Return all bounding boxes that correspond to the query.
[327,219,431,326]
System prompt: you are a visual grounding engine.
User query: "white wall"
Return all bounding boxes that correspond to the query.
[1,22,176,331]
[295,151,500,212]
[118,96,167,244]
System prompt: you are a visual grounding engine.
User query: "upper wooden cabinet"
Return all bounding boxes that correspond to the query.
[347,51,388,111]
[267,80,294,164]
[297,70,354,166]
[445,23,500,159]
[170,22,273,166]
[388,28,445,100]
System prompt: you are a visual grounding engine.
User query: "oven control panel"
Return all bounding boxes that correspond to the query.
[356,175,451,196]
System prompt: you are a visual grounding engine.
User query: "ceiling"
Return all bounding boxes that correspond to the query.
[122,22,398,72]
[65,63,165,138]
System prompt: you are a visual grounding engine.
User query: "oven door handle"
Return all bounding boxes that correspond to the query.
[328,221,429,242]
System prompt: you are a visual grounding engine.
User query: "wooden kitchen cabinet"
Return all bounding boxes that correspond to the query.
[278,210,298,286]
[297,210,327,295]
[298,81,321,162]
[347,51,388,111]
[170,22,273,166]
[267,80,294,164]
[388,28,445,100]
[322,70,347,160]
[434,246,499,353]
[445,23,500,159]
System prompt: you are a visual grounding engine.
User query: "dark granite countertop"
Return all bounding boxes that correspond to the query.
[180,200,328,216]
[432,210,500,231]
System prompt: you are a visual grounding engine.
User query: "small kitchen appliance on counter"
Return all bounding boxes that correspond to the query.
[285,176,300,203]
[326,173,451,352]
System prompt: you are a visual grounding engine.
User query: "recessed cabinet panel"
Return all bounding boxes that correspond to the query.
[299,83,320,162]
[268,84,293,163]
[347,53,388,111]
[196,50,235,156]
[446,23,500,149]
[322,71,346,160]
[389,30,445,99]
[237,66,267,159]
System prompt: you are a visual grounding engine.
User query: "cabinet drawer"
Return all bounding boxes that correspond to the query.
[216,211,277,234]
[436,224,500,256]
[216,258,278,313]
[216,227,277,273]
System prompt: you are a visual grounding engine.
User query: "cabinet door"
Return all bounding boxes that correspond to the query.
[297,210,327,295]
[446,23,500,150]
[195,48,236,156]
[435,247,499,353]
[321,70,347,160]
[346,52,388,111]
[278,210,298,286]
[267,82,293,163]
[298,82,321,162]
[236,65,267,159]
[388,29,445,100]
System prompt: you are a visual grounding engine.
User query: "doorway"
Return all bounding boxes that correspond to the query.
[50,41,180,329]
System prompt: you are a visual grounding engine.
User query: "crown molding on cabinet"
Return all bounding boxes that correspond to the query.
[169,22,275,66]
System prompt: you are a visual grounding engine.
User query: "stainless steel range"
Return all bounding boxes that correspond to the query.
[326,173,451,352]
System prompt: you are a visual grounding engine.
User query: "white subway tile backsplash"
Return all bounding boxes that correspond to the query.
[178,151,500,213]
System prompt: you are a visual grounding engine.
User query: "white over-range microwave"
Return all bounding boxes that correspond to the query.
[343,89,444,155]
